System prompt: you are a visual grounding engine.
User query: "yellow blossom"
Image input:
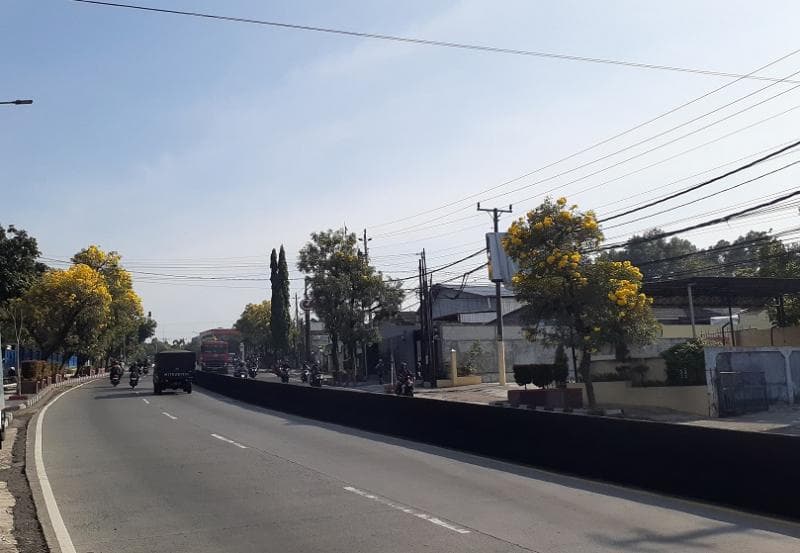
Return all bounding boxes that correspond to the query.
[557,197,567,206]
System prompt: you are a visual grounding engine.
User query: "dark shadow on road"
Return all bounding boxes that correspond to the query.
[587,524,789,552]
[194,385,800,541]
[93,391,148,399]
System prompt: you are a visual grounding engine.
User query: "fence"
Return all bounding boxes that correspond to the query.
[195,371,800,520]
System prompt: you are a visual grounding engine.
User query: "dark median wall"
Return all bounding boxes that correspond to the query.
[194,371,800,520]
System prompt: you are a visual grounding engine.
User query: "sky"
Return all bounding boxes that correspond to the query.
[4,0,800,340]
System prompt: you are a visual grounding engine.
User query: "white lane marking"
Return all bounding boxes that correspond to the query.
[211,433,248,449]
[343,486,470,534]
[142,398,150,405]
[35,381,96,553]
[161,412,177,420]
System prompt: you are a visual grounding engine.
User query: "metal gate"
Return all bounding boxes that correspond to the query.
[717,371,769,417]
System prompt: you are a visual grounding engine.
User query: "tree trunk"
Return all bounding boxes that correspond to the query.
[579,347,596,409]
[330,333,340,374]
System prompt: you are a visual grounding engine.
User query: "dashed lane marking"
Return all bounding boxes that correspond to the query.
[343,486,470,534]
[211,433,248,449]
[161,412,177,420]
[142,398,150,405]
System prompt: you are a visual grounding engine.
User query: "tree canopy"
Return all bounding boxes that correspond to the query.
[297,228,403,373]
[22,264,112,362]
[0,224,46,304]
[235,300,272,360]
[504,197,658,407]
[270,247,291,355]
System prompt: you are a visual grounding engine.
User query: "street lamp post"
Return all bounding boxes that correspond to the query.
[0,99,33,105]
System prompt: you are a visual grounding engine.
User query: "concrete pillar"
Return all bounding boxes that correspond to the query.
[450,349,457,386]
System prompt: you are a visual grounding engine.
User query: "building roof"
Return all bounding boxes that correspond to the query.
[432,284,515,298]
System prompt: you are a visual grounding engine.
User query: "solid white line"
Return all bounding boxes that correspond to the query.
[210,433,248,449]
[142,398,150,405]
[343,486,470,534]
[35,381,96,553]
[161,412,177,420]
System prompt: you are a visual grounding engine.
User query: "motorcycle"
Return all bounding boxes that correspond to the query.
[110,373,121,387]
[301,367,310,383]
[278,366,290,383]
[129,371,140,389]
[310,371,323,387]
[395,373,414,397]
[248,367,258,379]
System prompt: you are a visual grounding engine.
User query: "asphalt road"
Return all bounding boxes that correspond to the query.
[36,376,800,553]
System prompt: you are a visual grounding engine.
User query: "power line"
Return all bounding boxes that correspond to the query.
[373,76,800,241]
[73,1,798,83]
[367,47,800,232]
[594,189,800,252]
[599,139,800,223]
[595,138,799,214]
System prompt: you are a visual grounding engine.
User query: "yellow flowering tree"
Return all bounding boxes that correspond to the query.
[72,245,150,361]
[22,264,112,363]
[503,197,658,408]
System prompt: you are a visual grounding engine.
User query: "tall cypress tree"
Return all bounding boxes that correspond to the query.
[270,246,291,355]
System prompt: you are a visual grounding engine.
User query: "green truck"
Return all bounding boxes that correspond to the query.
[153,350,195,395]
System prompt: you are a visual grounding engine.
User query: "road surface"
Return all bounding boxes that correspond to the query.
[35,377,800,553]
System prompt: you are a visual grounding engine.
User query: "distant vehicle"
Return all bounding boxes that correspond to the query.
[153,350,195,395]
[199,339,232,373]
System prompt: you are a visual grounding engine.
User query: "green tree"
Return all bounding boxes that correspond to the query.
[235,300,272,360]
[504,197,659,408]
[22,264,112,363]
[270,248,291,355]
[0,224,46,304]
[601,228,702,280]
[297,228,403,374]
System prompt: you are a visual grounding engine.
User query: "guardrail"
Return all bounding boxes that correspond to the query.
[194,370,800,521]
[5,370,106,412]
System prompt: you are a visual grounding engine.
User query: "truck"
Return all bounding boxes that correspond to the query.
[199,339,232,373]
[153,350,195,395]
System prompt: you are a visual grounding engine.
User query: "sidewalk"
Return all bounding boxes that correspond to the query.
[335,378,800,437]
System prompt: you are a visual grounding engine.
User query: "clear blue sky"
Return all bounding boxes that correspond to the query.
[4,0,800,339]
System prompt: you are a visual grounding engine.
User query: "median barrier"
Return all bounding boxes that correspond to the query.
[194,371,800,520]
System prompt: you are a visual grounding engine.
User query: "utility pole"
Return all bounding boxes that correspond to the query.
[294,292,300,362]
[304,278,311,362]
[477,202,513,386]
[418,250,437,388]
[358,228,373,379]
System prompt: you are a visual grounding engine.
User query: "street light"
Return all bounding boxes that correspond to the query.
[0,99,33,105]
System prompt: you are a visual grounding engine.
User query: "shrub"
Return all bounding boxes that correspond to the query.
[459,341,483,376]
[615,364,631,379]
[530,364,555,388]
[661,339,706,385]
[553,345,569,386]
[513,365,532,388]
[21,360,49,380]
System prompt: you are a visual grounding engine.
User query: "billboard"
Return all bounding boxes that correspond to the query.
[485,232,519,286]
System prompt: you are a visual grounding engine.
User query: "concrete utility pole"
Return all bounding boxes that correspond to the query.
[477,202,512,386]
[303,278,311,361]
[359,229,373,378]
